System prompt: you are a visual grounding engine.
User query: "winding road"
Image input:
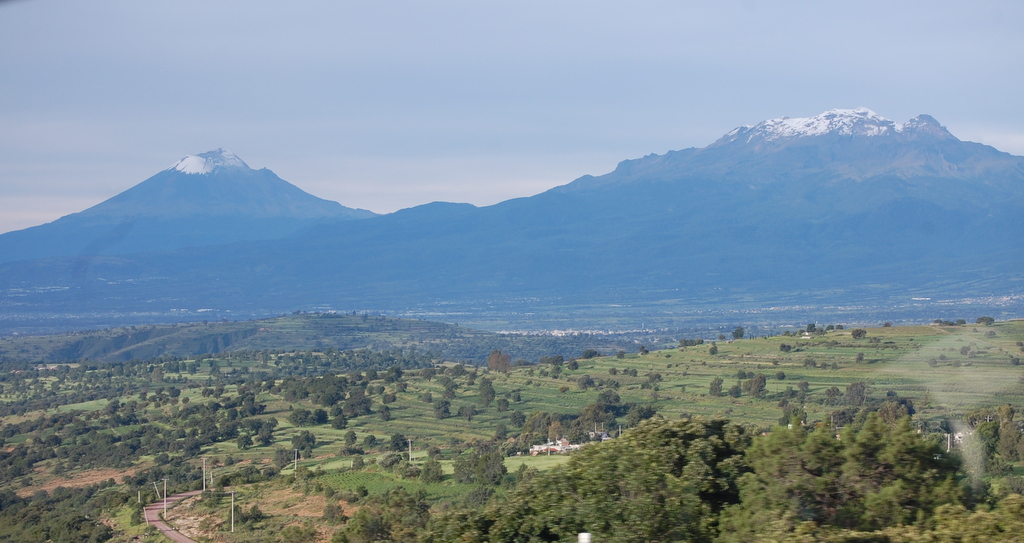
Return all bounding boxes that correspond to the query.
[144,490,202,543]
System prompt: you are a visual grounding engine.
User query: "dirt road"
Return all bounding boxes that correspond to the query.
[144,490,202,543]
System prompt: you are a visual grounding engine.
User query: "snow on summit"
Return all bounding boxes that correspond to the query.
[168,148,249,174]
[713,108,955,146]
[753,108,895,140]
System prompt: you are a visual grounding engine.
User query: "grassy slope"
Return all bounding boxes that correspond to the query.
[0,314,492,363]
[8,322,1024,444]
[0,313,638,365]
[5,322,1022,541]
[11,322,1024,460]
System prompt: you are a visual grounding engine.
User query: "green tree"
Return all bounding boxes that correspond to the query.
[343,389,373,417]
[997,406,1020,461]
[236,433,253,450]
[257,426,274,446]
[289,408,312,426]
[420,458,443,483]
[732,327,745,340]
[741,374,767,398]
[626,404,658,427]
[719,415,962,540]
[458,404,477,422]
[389,433,407,453]
[825,386,843,406]
[433,400,450,419]
[292,430,316,458]
[877,400,910,425]
[467,418,750,543]
[478,378,496,407]
[273,448,293,469]
[475,450,508,486]
[709,377,724,396]
[719,423,845,542]
[452,454,475,484]
[845,382,868,406]
[841,415,962,529]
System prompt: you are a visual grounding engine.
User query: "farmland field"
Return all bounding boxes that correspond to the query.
[0,318,1022,542]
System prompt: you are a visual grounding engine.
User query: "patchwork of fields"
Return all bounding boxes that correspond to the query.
[0,320,1021,541]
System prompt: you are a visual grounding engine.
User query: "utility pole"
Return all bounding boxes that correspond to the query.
[230,491,235,532]
[163,479,168,517]
[202,458,207,492]
[293,449,299,473]
[408,438,413,462]
[150,482,160,524]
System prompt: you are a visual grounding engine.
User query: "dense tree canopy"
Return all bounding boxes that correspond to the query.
[718,414,961,540]
[428,417,750,542]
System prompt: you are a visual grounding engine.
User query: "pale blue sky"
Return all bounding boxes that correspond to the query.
[1,0,1022,233]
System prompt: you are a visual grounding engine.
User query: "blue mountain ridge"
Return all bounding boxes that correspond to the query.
[0,149,376,263]
[1,109,1021,331]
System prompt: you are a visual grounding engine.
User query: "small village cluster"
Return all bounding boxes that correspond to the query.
[528,431,613,455]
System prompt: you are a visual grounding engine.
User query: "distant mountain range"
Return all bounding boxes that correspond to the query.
[1,109,1021,332]
[0,149,375,262]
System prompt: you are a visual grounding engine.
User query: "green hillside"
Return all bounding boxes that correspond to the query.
[0,319,1021,541]
[0,312,634,364]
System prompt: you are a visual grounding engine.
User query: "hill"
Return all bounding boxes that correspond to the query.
[0,313,639,364]
[1,110,1021,332]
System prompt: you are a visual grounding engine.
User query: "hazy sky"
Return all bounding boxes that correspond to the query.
[2,0,1022,234]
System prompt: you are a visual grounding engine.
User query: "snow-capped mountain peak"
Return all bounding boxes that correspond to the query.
[713,108,959,149]
[167,148,249,175]
[737,108,896,142]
